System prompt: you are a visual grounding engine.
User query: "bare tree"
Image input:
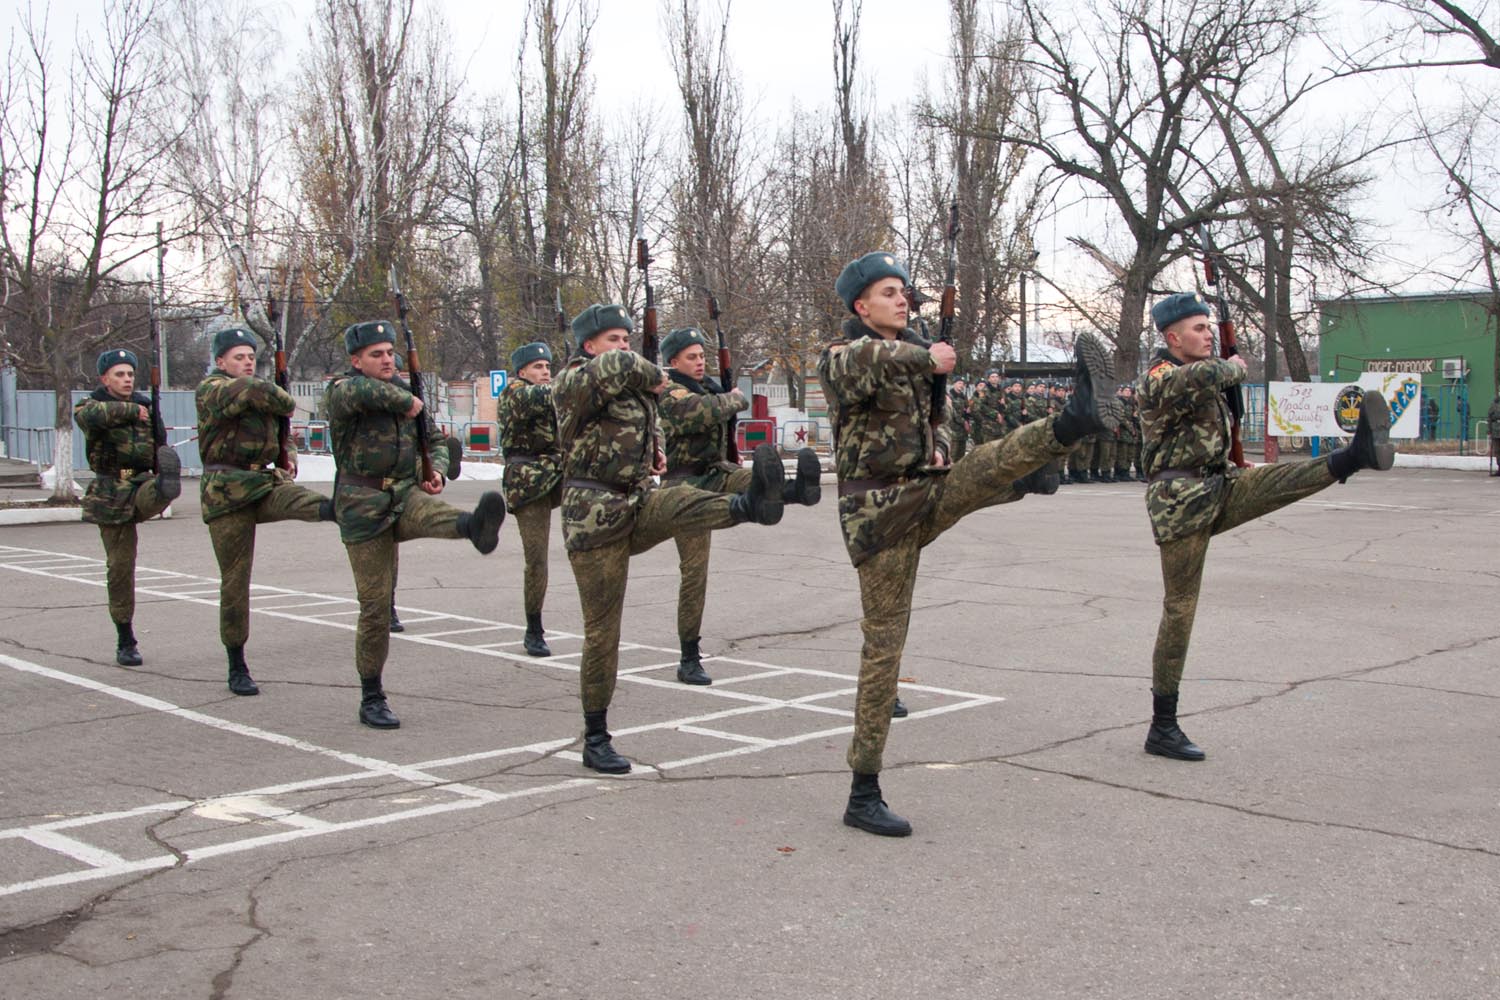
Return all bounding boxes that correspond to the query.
[0,0,173,498]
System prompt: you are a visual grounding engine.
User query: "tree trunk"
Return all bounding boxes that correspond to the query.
[51,383,76,500]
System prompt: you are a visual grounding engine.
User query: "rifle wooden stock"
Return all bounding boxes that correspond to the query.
[268,283,291,470]
[708,293,740,463]
[390,269,435,484]
[1198,231,1248,468]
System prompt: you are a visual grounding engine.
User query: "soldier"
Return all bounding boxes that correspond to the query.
[1094,391,1118,483]
[819,252,1119,837]
[196,328,334,695]
[947,377,970,462]
[497,342,563,656]
[1138,293,1394,761]
[659,327,822,685]
[1487,391,1500,476]
[325,321,507,729]
[555,304,789,775]
[968,380,992,446]
[1002,378,1026,432]
[74,349,182,666]
[1115,383,1144,481]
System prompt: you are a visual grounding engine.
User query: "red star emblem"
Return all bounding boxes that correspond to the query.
[794,427,808,443]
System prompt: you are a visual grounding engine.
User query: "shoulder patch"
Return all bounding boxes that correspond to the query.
[1147,361,1173,380]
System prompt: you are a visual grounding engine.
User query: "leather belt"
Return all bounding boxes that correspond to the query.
[340,471,398,490]
[564,477,628,495]
[1147,469,1204,485]
[204,462,272,472]
[504,452,539,462]
[837,476,903,498]
[662,461,709,482]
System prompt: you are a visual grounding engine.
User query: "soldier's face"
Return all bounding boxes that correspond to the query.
[988,375,1000,388]
[583,329,631,355]
[854,277,908,338]
[100,364,135,399]
[217,345,256,378]
[351,343,398,380]
[672,344,707,381]
[1167,316,1215,363]
[519,359,552,385]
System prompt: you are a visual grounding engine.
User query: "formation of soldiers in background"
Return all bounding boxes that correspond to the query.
[946,369,1145,484]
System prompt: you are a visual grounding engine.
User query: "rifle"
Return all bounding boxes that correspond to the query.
[389,265,435,484]
[708,293,741,463]
[1196,225,1248,468]
[147,289,163,474]
[634,213,659,363]
[931,190,960,425]
[555,287,570,363]
[266,276,291,470]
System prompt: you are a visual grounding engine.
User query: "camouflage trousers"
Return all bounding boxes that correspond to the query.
[97,480,174,624]
[1151,458,1336,694]
[1066,435,1095,477]
[848,418,1070,773]
[207,482,327,648]
[1117,441,1142,476]
[515,488,562,617]
[951,430,968,463]
[567,485,738,714]
[673,466,752,642]
[1095,437,1116,474]
[344,492,464,679]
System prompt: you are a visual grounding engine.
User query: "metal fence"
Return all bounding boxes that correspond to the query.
[1,387,202,471]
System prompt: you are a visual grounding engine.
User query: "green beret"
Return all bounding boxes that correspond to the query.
[212,327,260,359]
[660,327,710,363]
[344,320,396,355]
[1151,292,1212,332]
[97,349,138,376]
[510,341,553,371]
[570,303,633,348]
[835,252,911,312]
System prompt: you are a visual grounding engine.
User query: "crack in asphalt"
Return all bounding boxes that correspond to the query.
[207,872,272,1000]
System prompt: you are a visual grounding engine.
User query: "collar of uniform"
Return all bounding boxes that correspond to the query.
[666,368,711,395]
[840,315,927,348]
[1152,347,1182,368]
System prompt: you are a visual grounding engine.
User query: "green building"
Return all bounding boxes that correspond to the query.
[1318,291,1497,441]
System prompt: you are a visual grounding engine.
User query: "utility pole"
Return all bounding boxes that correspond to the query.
[156,222,168,389]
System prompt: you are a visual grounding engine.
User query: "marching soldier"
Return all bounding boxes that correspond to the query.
[74,349,182,666]
[659,327,822,685]
[325,321,507,729]
[968,380,993,446]
[196,328,334,695]
[1138,293,1394,760]
[1115,383,1144,481]
[497,342,563,656]
[554,304,789,775]
[820,252,1119,837]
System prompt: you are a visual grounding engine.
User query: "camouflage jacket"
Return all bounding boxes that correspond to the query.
[1136,349,1245,544]
[497,376,562,511]
[659,371,746,491]
[817,317,950,567]
[323,370,449,544]
[73,388,164,525]
[1024,396,1050,423]
[946,390,969,445]
[195,371,299,522]
[553,350,665,552]
[1116,395,1142,444]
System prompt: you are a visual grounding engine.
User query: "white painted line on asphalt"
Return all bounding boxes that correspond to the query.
[19,829,131,868]
[674,725,772,746]
[417,625,511,639]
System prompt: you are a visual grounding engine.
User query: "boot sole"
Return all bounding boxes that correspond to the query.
[842,813,913,837]
[1075,333,1123,433]
[794,449,821,506]
[1360,391,1396,471]
[1144,739,1205,761]
[156,447,182,502]
[582,754,632,775]
[470,492,507,554]
[750,445,786,525]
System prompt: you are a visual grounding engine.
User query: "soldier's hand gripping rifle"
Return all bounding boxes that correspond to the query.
[708,293,741,464]
[147,289,164,475]
[1196,225,1247,468]
[634,214,659,363]
[389,266,435,484]
[266,276,291,471]
[930,190,960,426]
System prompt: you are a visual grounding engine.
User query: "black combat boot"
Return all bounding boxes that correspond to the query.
[226,644,259,696]
[1144,691,1204,761]
[1053,333,1121,447]
[115,621,142,666]
[456,491,507,554]
[581,711,631,774]
[445,435,463,480]
[892,696,908,718]
[782,448,822,506]
[676,638,712,685]
[1096,469,1116,483]
[359,675,401,729]
[155,446,181,503]
[842,772,912,837]
[523,612,551,657]
[1012,459,1061,496]
[388,602,405,633]
[317,498,336,522]
[728,445,785,526]
[1115,466,1132,482]
[1326,391,1396,483]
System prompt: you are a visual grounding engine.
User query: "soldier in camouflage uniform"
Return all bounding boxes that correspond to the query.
[820,252,1120,837]
[1138,292,1394,761]
[1001,379,1026,433]
[326,321,507,730]
[1114,383,1144,481]
[497,341,563,656]
[659,327,822,686]
[967,381,992,446]
[555,304,788,775]
[74,349,182,666]
[196,328,334,696]
[946,377,969,462]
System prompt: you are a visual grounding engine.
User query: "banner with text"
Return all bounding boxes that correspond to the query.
[1267,374,1422,439]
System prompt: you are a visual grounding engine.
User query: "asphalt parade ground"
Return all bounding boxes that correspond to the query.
[1,468,1496,999]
